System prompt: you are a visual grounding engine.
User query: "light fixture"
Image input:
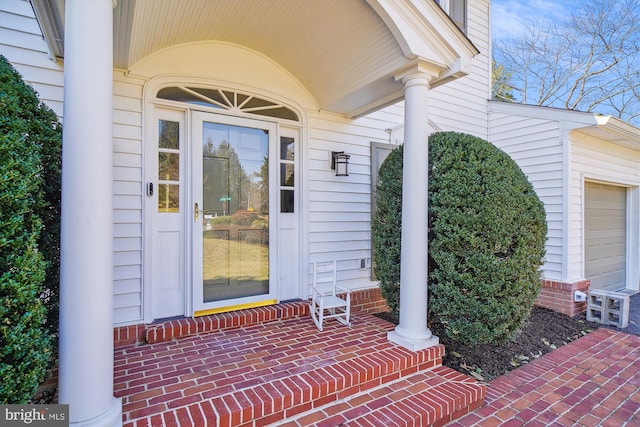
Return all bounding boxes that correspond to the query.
[331,151,350,176]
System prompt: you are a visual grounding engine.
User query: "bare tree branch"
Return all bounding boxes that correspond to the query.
[493,0,640,125]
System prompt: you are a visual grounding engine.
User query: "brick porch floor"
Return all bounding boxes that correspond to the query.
[114,302,640,426]
[114,302,485,426]
[448,328,640,426]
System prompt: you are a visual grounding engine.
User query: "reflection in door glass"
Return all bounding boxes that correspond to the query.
[201,122,269,302]
[158,184,179,212]
[280,137,295,160]
[158,120,180,212]
[279,136,295,213]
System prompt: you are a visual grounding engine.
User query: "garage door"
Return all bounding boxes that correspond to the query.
[585,182,626,291]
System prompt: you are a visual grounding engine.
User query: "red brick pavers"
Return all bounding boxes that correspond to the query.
[114,312,481,426]
[283,365,484,426]
[449,328,640,426]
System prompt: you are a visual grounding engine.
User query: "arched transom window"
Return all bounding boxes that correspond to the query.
[157,86,299,122]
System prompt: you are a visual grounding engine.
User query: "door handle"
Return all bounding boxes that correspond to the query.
[194,202,199,222]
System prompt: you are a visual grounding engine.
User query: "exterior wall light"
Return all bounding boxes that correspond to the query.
[331,151,350,176]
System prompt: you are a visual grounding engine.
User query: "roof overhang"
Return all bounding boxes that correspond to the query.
[31,0,478,118]
[30,0,65,61]
[489,101,640,151]
[574,115,640,151]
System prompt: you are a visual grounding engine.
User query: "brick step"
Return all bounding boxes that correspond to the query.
[232,343,446,426]
[145,301,310,344]
[114,301,311,348]
[120,319,451,427]
[283,366,485,427]
[115,288,389,348]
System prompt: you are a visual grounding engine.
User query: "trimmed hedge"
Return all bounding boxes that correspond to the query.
[371,146,403,316]
[0,55,61,403]
[372,131,547,345]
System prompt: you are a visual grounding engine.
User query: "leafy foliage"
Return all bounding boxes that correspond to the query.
[491,60,515,102]
[371,147,403,317]
[372,132,547,345]
[0,55,61,402]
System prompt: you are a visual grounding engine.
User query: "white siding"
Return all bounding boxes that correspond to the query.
[306,111,392,289]
[488,106,565,280]
[0,0,64,117]
[568,136,640,282]
[429,0,490,139]
[113,72,145,324]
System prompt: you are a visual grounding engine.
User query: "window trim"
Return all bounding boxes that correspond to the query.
[157,86,300,122]
[434,0,467,34]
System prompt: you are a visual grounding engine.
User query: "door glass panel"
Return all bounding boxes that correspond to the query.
[158,184,179,212]
[279,136,295,213]
[280,164,294,186]
[159,152,180,181]
[280,190,294,213]
[158,119,180,212]
[159,120,179,149]
[280,138,295,160]
[201,122,269,302]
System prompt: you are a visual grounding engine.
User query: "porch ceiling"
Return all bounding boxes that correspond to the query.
[36,0,478,117]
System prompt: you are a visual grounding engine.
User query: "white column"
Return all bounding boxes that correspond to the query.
[59,0,122,426]
[387,66,440,351]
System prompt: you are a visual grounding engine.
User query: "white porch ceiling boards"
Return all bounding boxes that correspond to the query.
[116,0,409,117]
[40,0,478,118]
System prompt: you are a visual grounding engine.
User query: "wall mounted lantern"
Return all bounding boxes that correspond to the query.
[331,151,350,176]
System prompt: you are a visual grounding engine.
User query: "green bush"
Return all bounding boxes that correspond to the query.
[372,131,547,345]
[0,55,60,403]
[371,147,403,316]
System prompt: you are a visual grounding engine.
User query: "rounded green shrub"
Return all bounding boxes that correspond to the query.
[371,147,404,317]
[0,55,60,403]
[372,131,547,345]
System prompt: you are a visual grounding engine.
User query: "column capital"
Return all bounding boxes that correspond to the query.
[394,61,442,86]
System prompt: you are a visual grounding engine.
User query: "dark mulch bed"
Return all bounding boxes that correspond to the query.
[377,306,599,381]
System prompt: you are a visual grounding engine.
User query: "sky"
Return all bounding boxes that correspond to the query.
[491,0,581,40]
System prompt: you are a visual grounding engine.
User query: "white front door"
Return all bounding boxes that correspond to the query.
[147,106,301,320]
[191,112,279,315]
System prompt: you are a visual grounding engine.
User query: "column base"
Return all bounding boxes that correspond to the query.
[388,328,439,351]
[71,397,122,427]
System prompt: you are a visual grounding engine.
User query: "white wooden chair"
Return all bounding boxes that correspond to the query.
[310,261,351,331]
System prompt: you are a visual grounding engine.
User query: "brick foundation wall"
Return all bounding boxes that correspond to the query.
[113,323,146,348]
[114,280,593,348]
[350,287,389,315]
[535,279,590,317]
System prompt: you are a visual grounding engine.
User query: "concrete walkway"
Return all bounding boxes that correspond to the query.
[448,328,640,426]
